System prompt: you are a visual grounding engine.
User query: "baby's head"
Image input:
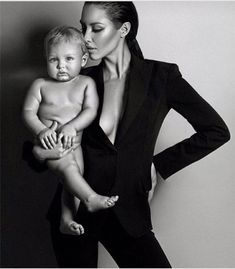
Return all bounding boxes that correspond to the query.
[44,26,88,82]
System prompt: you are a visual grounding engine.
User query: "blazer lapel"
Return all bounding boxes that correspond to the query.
[115,55,154,145]
[85,63,118,150]
[85,56,154,149]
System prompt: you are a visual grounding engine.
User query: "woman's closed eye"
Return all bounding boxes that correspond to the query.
[92,27,103,33]
[80,24,104,35]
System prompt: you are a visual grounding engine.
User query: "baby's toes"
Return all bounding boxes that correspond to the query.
[78,225,85,235]
[105,198,113,207]
[70,222,84,235]
[112,195,119,202]
[106,196,118,207]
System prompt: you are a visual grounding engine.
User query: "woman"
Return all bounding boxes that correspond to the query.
[31,2,230,268]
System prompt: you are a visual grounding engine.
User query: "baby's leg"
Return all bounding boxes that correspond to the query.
[60,189,84,235]
[48,147,118,212]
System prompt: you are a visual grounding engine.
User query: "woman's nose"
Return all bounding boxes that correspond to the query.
[84,30,92,44]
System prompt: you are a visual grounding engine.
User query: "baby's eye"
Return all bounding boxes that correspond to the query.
[66,57,74,61]
[48,58,56,63]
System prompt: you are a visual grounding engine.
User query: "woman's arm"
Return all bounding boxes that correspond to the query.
[153,64,230,179]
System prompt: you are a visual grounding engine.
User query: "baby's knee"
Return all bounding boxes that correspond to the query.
[62,160,82,175]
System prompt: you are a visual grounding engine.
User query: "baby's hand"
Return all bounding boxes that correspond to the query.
[60,220,84,236]
[38,128,57,149]
[58,124,77,149]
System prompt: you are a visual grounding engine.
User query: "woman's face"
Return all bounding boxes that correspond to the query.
[80,4,122,61]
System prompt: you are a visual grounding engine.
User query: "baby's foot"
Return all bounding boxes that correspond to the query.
[60,220,84,236]
[85,194,119,212]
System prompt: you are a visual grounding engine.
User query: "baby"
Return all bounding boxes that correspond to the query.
[22,26,118,235]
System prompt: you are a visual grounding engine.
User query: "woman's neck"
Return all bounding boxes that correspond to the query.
[103,43,131,81]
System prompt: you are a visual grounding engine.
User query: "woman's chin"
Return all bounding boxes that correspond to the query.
[89,53,101,61]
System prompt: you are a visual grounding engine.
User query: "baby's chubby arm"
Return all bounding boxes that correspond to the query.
[58,77,98,149]
[22,78,57,149]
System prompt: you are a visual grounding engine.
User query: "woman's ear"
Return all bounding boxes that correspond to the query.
[81,53,89,67]
[120,22,131,38]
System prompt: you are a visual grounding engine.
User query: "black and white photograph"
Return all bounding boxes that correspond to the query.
[1,1,235,268]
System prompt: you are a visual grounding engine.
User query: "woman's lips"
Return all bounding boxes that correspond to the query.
[87,47,97,53]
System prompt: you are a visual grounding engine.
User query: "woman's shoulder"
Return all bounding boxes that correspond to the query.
[143,58,181,80]
[144,58,178,70]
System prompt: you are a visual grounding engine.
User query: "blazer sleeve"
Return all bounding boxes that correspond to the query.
[153,64,230,179]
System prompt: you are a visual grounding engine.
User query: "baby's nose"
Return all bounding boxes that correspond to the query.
[57,60,66,69]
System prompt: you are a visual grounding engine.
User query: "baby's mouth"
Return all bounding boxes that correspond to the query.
[58,72,68,76]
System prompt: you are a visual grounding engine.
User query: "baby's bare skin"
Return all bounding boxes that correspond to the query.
[38,76,85,128]
[24,75,118,218]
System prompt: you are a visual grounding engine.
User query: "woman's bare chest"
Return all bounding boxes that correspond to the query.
[99,78,126,141]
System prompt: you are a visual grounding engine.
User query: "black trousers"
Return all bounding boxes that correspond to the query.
[50,211,171,268]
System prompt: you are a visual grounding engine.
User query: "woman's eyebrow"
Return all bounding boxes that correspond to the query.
[80,20,104,26]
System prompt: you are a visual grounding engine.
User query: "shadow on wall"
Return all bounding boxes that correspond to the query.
[1,25,60,267]
[24,26,50,69]
[0,2,88,267]
[3,25,51,74]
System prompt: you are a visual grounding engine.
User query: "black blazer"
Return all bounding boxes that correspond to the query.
[49,54,230,237]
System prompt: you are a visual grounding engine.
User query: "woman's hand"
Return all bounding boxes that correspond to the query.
[33,142,73,161]
[148,163,158,203]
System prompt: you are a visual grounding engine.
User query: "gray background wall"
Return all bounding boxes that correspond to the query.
[1,1,234,267]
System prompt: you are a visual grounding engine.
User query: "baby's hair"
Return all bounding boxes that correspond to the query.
[44,25,87,56]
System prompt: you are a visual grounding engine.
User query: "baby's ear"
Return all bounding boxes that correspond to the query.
[81,53,89,67]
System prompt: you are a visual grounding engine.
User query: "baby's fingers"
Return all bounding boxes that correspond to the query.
[48,135,56,148]
[71,136,77,147]
[51,132,57,143]
[57,133,64,142]
[65,136,72,149]
[40,138,49,149]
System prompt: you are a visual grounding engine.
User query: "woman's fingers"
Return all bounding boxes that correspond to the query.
[59,147,73,158]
